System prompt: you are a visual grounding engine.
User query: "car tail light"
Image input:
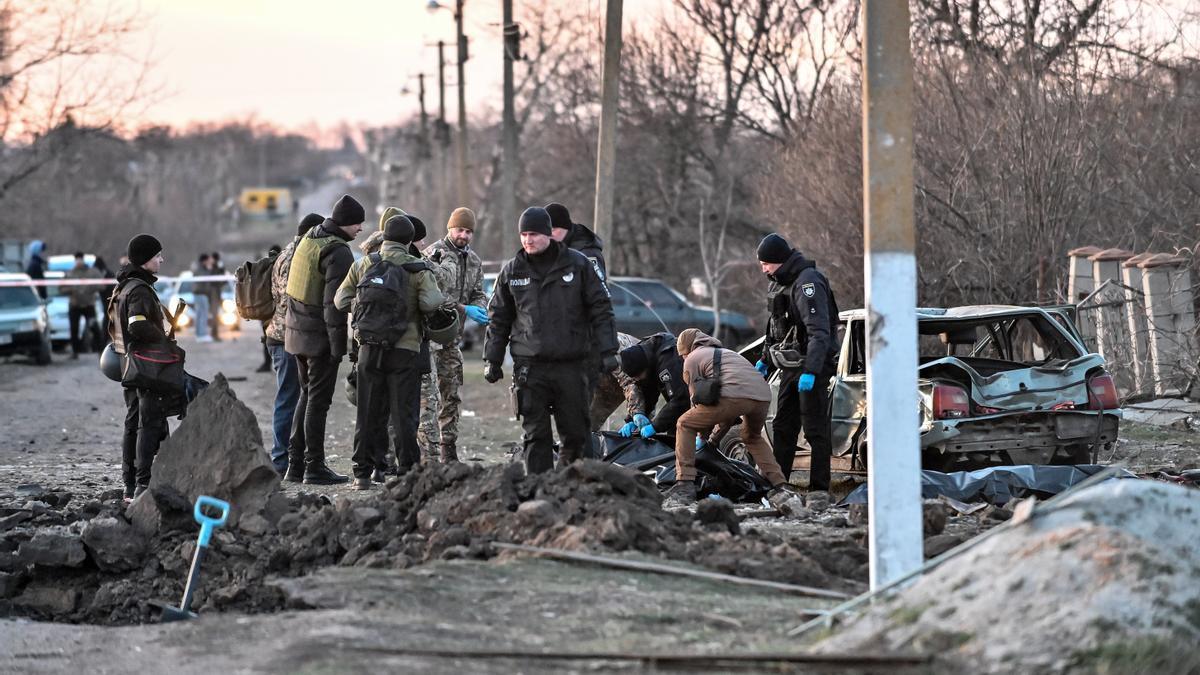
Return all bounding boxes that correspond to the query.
[1051,401,1076,411]
[932,383,970,419]
[1087,373,1119,410]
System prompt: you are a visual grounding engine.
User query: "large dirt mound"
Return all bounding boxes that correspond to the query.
[819,480,1200,673]
[1,460,867,625]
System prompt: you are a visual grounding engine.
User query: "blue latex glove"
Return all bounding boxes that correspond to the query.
[464,305,489,325]
[695,434,705,450]
[632,413,651,428]
[619,421,638,437]
[639,424,657,439]
[798,373,816,392]
[755,360,769,378]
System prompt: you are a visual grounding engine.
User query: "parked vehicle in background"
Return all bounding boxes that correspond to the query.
[728,305,1120,473]
[463,273,757,352]
[160,272,241,334]
[0,273,53,365]
[44,255,107,348]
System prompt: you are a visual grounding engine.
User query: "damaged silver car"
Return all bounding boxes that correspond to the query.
[731,305,1121,473]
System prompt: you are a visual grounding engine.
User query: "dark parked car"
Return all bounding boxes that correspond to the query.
[462,274,757,351]
[729,305,1121,473]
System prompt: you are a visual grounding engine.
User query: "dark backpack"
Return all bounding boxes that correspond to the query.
[352,253,419,345]
[234,250,280,321]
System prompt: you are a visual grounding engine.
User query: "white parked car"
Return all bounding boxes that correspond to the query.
[0,273,53,365]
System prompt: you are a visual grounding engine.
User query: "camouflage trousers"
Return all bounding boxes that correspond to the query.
[589,372,626,432]
[418,351,441,461]
[434,345,464,445]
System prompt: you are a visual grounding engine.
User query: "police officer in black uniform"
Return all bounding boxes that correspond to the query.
[756,233,838,493]
[484,207,619,474]
[108,234,170,500]
[615,332,689,440]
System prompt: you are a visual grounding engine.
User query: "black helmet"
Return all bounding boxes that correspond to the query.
[99,343,123,382]
[425,306,460,345]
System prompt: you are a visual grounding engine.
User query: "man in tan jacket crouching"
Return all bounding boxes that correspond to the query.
[668,328,790,506]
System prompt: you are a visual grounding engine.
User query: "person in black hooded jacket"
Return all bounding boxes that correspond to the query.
[755,233,839,493]
[615,332,689,440]
[108,234,170,500]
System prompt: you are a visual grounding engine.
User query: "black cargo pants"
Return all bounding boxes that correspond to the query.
[289,353,340,467]
[122,386,167,491]
[353,345,421,479]
[772,369,834,491]
[516,360,590,474]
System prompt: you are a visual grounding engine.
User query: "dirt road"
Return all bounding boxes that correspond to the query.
[0,322,521,496]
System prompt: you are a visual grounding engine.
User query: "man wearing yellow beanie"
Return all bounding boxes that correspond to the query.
[422,207,489,462]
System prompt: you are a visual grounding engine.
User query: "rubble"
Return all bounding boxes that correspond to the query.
[127,375,283,535]
[819,480,1200,673]
[18,529,87,567]
[81,517,146,573]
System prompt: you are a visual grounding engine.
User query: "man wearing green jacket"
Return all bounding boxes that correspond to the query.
[335,214,451,490]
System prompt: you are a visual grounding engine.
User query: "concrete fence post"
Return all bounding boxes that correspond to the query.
[1121,253,1152,398]
[1139,254,1197,397]
[1068,246,1102,349]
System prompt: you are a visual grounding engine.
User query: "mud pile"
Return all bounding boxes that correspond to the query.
[0,460,868,625]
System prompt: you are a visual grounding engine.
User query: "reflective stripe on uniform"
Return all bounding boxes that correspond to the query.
[128,314,147,324]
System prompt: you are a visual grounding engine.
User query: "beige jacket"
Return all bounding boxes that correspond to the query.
[678,329,771,403]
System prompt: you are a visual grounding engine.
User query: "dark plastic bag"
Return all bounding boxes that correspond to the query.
[655,441,772,503]
[593,431,676,470]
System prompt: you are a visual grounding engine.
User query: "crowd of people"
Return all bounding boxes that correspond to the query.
[104,194,840,506]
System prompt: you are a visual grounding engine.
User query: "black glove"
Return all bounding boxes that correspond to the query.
[484,361,503,384]
[430,249,444,263]
[601,353,619,374]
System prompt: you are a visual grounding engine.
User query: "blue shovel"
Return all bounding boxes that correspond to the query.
[160,495,230,623]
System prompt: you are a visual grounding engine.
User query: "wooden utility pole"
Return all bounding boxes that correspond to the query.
[454,0,469,207]
[591,0,623,244]
[862,1,922,589]
[500,0,520,253]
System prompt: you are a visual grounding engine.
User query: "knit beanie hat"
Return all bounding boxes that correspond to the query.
[756,233,792,264]
[408,215,427,242]
[127,234,162,266]
[545,202,572,230]
[447,207,476,232]
[618,344,651,378]
[330,194,366,227]
[298,212,323,236]
[518,207,553,236]
[384,215,415,245]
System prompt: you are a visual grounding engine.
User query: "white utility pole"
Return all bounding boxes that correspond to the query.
[862,0,923,589]
[592,0,623,243]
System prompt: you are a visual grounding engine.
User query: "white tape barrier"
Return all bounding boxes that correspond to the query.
[0,275,236,287]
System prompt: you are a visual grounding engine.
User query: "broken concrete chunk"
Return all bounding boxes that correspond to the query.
[0,511,32,532]
[15,585,79,614]
[923,500,951,536]
[695,498,741,535]
[81,517,147,573]
[18,530,87,568]
[238,514,271,536]
[127,374,281,535]
[350,507,383,531]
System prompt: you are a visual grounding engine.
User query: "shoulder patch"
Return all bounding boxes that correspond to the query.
[509,277,530,287]
[802,283,816,298]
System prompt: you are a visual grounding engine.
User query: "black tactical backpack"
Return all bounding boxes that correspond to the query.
[352,253,413,345]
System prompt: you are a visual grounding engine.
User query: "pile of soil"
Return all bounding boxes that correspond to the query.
[819,480,1200,673]
[1,460,868,625]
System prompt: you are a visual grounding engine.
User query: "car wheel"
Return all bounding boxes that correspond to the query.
[35,334,52,365]
[717,424,757,467]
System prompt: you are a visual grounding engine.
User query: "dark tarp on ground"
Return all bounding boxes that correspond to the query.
[838,464,1139,506]
[594,432,772,503]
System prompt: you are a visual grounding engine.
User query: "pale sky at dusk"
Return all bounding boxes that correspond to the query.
[127,0,660,132]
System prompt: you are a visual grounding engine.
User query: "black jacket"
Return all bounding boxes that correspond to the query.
[284,220,355,358]
[485,241,617,364]
[631,332,689,432]
[762,250,838,376]
[111,266,168,354]
[564,223,606,281]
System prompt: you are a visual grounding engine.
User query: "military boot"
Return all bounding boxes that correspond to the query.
[284,450,305,483]
[439,442,459,464]
[303,461,349,485]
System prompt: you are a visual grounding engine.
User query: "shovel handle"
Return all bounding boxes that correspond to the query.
[194,495,230,548]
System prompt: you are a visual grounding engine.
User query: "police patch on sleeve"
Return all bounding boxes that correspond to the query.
[802,283,816,298]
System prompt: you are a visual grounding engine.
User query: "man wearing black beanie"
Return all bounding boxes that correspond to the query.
[335,213,450,489]
[483,207,619,474]
[754,232,839,497]
[108,234,169,500]
[283,195,365,485]
[262,213,324,475]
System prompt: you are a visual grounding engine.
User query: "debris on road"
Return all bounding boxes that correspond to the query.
[839,464,1138,506]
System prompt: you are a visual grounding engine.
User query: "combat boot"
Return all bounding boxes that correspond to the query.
[303,461,349,485]
[284,449,305,483]
[439,442,459,464]
[661,480,697,508]
[351,476,373,491]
